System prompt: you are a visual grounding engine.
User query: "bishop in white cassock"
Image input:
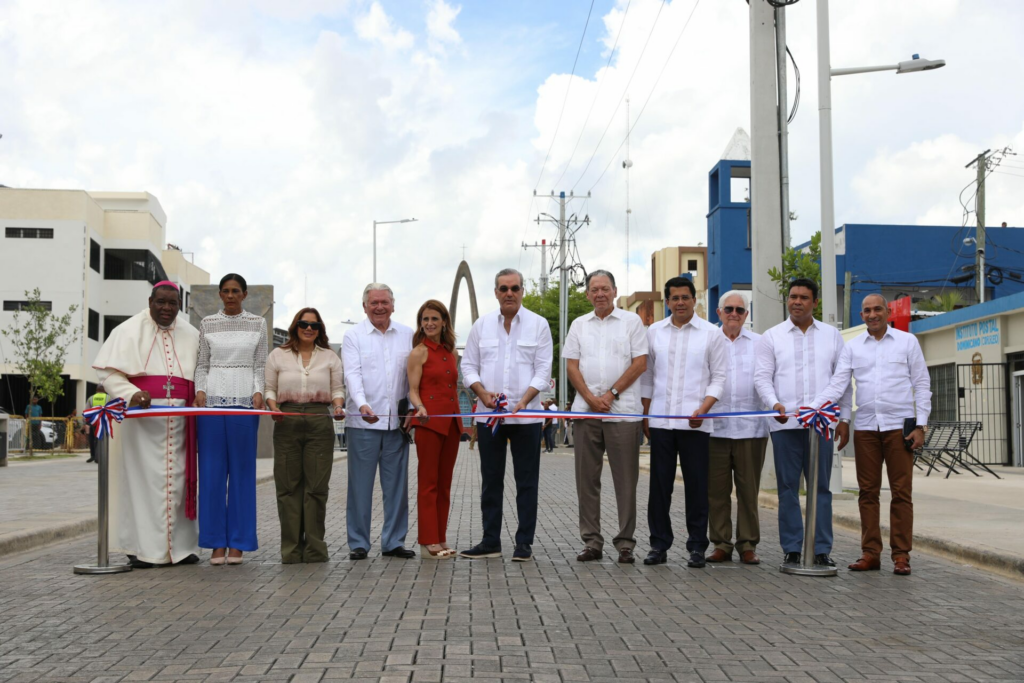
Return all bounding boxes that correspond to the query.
[93,282,201,567]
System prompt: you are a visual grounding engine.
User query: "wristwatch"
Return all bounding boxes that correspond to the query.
[839,418,851,424]
[610,388,620,401]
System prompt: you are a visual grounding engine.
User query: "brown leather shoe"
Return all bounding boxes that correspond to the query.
[706,548,732,563]
[618,548,635,564]
[740,550,760,565]
[893,559,912,575]
[848,555,881,571]
[576,547,603,562]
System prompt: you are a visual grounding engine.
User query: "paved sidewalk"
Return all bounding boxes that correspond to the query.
[2,445,1024,682]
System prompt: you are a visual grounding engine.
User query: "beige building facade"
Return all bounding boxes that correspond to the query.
[618,245,708,324]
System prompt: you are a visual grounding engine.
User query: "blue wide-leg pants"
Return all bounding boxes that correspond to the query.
[198,410,259,551]
[771,428,834,555]
[346,428,409,553]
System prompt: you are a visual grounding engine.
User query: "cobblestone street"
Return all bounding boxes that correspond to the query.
[2,444,1024,682]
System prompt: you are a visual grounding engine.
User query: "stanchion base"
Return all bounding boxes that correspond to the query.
[779,562,838,577]
[74,563,132,575]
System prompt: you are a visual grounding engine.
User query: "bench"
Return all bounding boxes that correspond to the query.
[913,421,1000,479]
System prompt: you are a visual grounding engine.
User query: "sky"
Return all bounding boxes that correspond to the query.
[1,0,1023,339]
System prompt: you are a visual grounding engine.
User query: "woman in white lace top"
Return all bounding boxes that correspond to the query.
[194,274,268,566]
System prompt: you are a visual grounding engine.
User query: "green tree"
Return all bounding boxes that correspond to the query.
[917,290,963,312]
[767,230,823,318]
[521,281,591,405]
[1,289,79,454]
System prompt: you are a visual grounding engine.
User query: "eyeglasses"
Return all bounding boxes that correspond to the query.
[297,321,322,331]
[722,306,746,315]
[498,285,522,293]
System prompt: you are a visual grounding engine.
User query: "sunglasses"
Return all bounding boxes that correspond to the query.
[722,306,746,315]
[498,285,522,293]
[297,321,322,331]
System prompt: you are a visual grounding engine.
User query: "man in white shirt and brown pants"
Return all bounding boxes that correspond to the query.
[641,276,727,568]
[811,293,931,575]
[754,278,852,568]
[706,291,768,566]
[563,270,648,564]
[460,268,553,562]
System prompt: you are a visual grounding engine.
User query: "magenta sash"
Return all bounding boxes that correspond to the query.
[130,375,198,521]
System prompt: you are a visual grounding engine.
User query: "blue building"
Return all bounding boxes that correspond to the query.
[706,157,1024,325]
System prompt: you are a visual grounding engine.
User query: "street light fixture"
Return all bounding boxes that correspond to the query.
[372,217,418,282]
[817,0,946,329]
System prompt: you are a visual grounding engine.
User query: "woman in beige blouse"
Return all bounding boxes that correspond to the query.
[265,308,345,563]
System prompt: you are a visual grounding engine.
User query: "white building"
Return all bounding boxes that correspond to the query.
[0,188,209,413]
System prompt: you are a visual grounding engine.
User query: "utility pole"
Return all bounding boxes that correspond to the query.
[967,150,989,303]
[624,96,633,294]
[521,239,555,294]
[775,5,792,251]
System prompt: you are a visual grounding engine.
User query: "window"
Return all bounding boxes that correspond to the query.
[929,363,957,423]
[104,315,131,341]
[5,227,54,239]
[687,259,698,272]
[4,300,52,312]
[90,240,101,273]
[88,309,100,341]
[104,249,168,284]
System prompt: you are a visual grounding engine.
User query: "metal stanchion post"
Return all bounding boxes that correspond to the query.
[780,429,837,577]
[74,436,132,575]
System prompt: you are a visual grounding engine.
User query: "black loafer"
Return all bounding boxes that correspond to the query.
[687,551,706,568]
[511,544,533,562]
[176,554,200,565]
[814,553,836,567]
[349,548,368,560]
[382,546,415,559]
[643,549,667,565]
[127,555,155,569]
[783,552,801,565]
[459,543,502,559]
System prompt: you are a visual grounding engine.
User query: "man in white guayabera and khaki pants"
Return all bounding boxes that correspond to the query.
[563,270,648,565]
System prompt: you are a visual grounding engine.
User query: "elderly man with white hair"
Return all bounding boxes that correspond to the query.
[341,283,415,560]
[706,291,769,565]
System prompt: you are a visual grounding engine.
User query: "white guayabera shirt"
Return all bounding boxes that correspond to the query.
[640,314,727,433]
[342,318,414,431]
[461,306,553,425]
[562,307,648,422]
[713,327,769,440]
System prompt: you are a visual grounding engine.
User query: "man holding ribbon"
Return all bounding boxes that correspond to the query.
[563,270,648,564]
[811,294,930,575]
[754,278,851,568]
[460,268,553,562]
[92,281,201,568]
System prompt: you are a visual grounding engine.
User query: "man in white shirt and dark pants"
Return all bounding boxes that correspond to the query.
[754,278,852,568]
[460,268,553,562]
[342,283,415,560]
[563,270,648,564]
[641,276,727,568]
[811,294,930,575]
[706,291,768,566]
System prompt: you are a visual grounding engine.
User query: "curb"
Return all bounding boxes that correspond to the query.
[0,453,347,559]
[757,491,1024,580]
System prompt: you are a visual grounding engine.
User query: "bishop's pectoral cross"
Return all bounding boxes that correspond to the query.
[163,379,175,400]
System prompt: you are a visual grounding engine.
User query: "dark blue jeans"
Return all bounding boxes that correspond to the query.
[648,428,710,553]
[477,422,542,549]
[771,429,834,554]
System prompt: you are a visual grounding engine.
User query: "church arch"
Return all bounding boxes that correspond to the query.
[449,260,479,331]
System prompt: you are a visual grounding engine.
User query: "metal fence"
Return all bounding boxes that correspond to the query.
[6,417,87,454]
[957,362,1011,466]
[929,363,957,423]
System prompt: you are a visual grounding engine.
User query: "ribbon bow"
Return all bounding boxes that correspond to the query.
[83,397,127,440]
[797,402,841,440]
[485,393,509,436]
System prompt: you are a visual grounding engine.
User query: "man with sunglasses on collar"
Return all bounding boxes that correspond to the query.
[460,268,553,562]
[706,291,768,566]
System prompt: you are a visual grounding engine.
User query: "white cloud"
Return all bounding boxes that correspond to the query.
[426,0,462,54]
[355,1,414,51]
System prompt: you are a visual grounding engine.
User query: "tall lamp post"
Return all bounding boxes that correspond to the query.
[372,218,417,282]
[817,0,945,329]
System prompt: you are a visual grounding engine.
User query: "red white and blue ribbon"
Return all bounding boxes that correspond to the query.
[83,398,127,440]
[797,402,841,440]
[484,393,509,435]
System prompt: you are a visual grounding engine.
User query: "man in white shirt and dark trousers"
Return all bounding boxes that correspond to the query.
[811,294,930,575]
[460,268,553,562]
[754,278,852,568]
[706,291,768,566]
[563,270,648,564]
[641,276,727,568]
[341,283,416,560]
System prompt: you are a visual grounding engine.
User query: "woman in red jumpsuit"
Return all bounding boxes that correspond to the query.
[407,299,463,559]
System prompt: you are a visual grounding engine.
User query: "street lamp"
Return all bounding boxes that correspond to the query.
[372,217,417,282]
[817,0,945,329]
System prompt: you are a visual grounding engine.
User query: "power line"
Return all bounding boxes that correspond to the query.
[550,0,633,190]
[533,0,597,192]
[586,0,702,193]
[571,0,669,191]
